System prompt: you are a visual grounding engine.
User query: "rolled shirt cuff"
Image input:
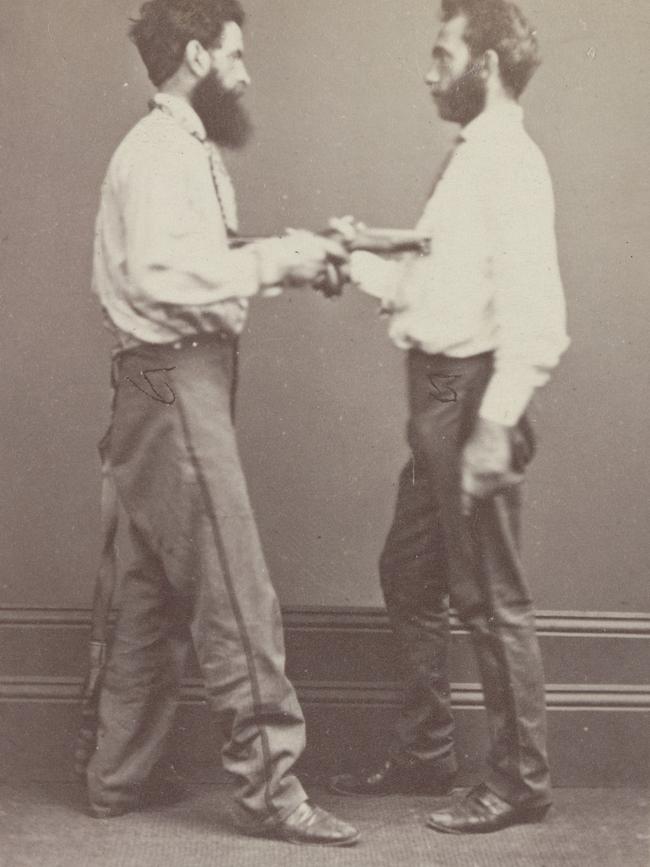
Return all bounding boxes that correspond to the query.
[350,252,400,303]
[478,370,541,427]
[230,248,265,298]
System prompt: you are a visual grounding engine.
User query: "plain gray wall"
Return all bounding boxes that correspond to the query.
[1,0,648,610]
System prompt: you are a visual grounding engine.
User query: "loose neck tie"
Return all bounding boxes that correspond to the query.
[203,140,239,235]
[391,138,463,317]
[417,138,463,236]
[426,137,463,199]
[149,99,239,235]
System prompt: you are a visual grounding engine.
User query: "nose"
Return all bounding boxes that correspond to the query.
[425,65,439,87]
[239,62,251,88]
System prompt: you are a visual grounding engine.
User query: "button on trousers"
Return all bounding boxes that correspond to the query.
[86,335,307,824]
[380,350,551,806]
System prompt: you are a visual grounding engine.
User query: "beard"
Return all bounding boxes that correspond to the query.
[191,70,253,149]
[436,62,487,126]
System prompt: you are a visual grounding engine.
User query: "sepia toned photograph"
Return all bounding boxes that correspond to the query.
[0,1,648,864]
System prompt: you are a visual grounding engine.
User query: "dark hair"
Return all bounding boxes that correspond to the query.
[441,0,541,96]
[129,0,245,87]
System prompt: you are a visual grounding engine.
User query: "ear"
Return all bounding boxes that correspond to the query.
[184,39,211,78]
[482,48,500,80]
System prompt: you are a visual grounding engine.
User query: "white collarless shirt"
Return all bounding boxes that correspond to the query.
[358,103,569,426]
[92,94,261,349]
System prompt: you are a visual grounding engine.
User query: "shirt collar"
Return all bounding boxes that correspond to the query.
[459,101,524,144]
[149,92,207,142]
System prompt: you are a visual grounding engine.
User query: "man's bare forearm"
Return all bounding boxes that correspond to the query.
[229,227,430,255]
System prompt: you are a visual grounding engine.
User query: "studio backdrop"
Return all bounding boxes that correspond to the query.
[0,0,648,783]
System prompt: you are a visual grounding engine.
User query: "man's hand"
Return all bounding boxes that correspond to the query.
[327,214,367,241]
[461,417,523,516]
[254,230,348,289]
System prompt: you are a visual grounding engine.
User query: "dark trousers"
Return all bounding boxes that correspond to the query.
[380,350,551,806]
[86,335,307,824]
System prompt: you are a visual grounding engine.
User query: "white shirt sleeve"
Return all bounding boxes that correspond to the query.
[121,146,260,312]
[350,251,406,305]
[479,154,570,425]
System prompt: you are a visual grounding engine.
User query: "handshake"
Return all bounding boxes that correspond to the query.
[230,218,430,298]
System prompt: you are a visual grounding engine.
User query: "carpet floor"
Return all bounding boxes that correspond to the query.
[0,783,647,867]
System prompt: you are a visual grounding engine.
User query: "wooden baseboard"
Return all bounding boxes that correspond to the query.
[1,607,648,785]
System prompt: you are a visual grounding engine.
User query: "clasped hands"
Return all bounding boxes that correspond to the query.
[254,226,351,294]
[253,216,376,295]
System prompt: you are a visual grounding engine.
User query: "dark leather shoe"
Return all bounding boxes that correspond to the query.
[278,801,360,846]
[330,757,455,796]
[245,801,360,847]
[426,783,551,834]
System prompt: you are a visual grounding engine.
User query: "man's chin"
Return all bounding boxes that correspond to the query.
[433,98,459,124]
[435,98,483,127]
[215,113,253,150]
[196,104,253,150]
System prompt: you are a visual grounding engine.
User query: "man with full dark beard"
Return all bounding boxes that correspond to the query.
[330,0,569,834]
[85,0,359,847]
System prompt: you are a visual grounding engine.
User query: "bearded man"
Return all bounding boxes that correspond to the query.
[331,0,569,834]
[85,0,359,847]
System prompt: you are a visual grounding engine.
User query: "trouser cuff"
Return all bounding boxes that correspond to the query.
[484,771,552,808]
[230,794,309,832]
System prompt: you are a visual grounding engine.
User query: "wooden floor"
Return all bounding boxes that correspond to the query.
[1,783,648,867]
